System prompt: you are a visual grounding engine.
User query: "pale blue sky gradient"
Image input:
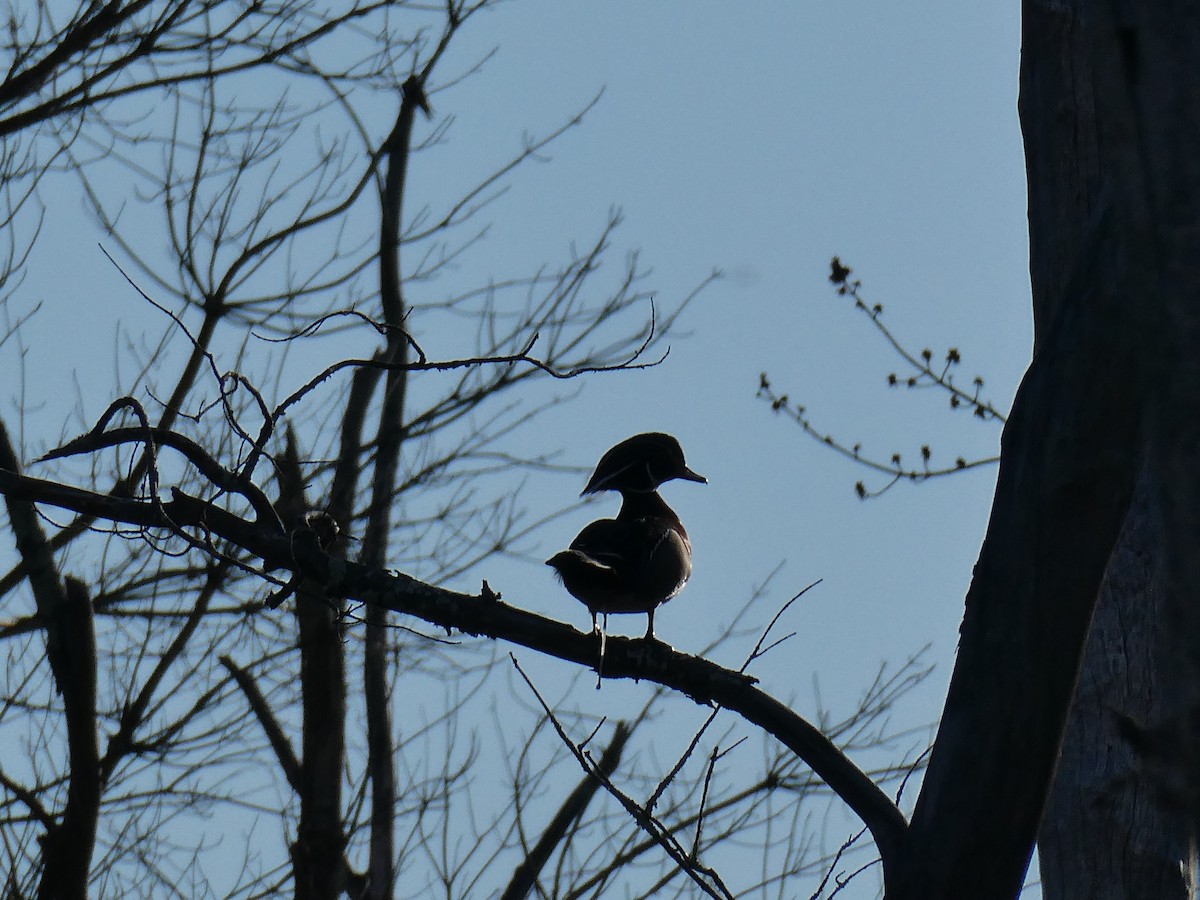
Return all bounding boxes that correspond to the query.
[4,2,1035,896]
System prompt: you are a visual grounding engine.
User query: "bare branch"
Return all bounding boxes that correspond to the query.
[760,258,1005,498]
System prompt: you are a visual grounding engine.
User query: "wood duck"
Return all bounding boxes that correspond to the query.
[546,433,705,639]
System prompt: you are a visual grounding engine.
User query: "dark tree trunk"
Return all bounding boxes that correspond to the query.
[1039,476,1190,899]
[889,1,1200,895]
[1021,2,1192,898]
[891,207,1145,895]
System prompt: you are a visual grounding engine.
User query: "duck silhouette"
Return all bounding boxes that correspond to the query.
[547,433,705,640]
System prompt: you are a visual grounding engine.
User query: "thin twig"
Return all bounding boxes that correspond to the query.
[510,654,735,900]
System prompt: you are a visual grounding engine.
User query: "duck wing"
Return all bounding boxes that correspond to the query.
[546,517,691,614]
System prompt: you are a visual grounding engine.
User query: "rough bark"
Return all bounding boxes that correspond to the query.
[891,4,1157,895]
[1039,477,1189,899]
[1023,1,1192,896]
[1135,0,1200,868]
[1020,0,1104,354]
[892,212,1145,896]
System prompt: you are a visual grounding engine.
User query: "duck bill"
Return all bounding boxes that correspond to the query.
[679,467,707,485]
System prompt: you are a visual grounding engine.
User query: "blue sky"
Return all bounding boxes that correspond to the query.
[4,1,1035,895]
[427,1,1030,629]
[432,3,1032,893]
[442,2,1033,893]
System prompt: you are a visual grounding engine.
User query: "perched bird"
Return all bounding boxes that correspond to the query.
[546,433,705,640]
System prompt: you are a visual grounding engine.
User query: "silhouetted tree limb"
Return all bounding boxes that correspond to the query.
[99,563,226,783]
[513,660,734,900]
[0,422,99,900]
[221,654,303,789]
[354,70,433,900]
[760,258,1003,499]
[501,722,632,900]
[0,458,909,881]
[273,434,352,900]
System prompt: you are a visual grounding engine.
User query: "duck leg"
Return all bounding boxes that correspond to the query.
[595,612,608,690]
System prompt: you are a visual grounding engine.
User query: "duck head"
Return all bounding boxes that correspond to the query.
[581,432,706,496]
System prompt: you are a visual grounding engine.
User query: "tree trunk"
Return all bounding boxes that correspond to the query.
[890,198,1144,896]
[889,0,1200,894]
[1039,475,1191,899]
[1021,2,1192,897]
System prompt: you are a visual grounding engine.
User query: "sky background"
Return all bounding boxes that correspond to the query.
[6,1,1035,896]
[422,1,1033,892]
[439,8,1034,894]
[416,0,1030,682]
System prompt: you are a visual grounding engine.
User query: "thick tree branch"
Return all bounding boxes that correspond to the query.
[357,72,430,900]
[279,434,348,900]
[0,463,908,876]
[0,421,100,900]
